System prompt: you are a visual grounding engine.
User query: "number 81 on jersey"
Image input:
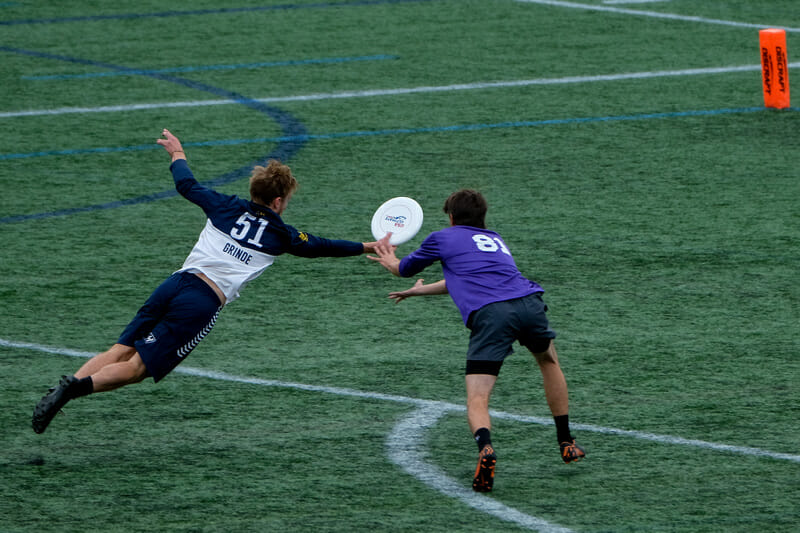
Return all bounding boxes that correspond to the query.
[472,234,510,255]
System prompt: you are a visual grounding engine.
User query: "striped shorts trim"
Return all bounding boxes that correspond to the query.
[177,308,220,359]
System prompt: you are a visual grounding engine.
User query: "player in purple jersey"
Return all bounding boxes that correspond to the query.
[369,189,584,492]
[32,129,391,434]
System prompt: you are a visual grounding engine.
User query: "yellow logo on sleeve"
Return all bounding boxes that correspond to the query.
[298,232,309,242]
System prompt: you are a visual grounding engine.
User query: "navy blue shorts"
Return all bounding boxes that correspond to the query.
[466,292,556,362]
[118,272,222,382]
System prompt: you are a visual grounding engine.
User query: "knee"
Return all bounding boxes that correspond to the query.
[104,344,137,363]
[127,354,150,381]
[467,393,491,410]
[532,342,559,365]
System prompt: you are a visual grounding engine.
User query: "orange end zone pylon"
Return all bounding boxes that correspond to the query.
[760,29,791,109]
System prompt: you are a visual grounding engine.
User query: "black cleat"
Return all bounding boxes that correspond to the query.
[560,439,586,464]
[472,444,497,492]
[32,375,77,434]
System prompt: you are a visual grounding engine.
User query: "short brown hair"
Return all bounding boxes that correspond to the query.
[249,160,298,205]
[443,189,487,228]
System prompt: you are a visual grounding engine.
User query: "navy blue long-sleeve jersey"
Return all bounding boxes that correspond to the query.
[171,159,364,303]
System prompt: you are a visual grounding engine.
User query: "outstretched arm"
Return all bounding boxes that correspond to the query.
[388,279,448,304]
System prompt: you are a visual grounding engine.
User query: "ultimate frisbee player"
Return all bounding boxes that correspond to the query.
[32,129,391,434]
[369,189,585,492]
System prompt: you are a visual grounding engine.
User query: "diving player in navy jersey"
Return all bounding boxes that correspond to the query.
[32,129,391,434]
[369,189,584,492]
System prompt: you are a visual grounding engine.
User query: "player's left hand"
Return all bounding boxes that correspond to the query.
[388,279,425,303]
[156,129,186,161]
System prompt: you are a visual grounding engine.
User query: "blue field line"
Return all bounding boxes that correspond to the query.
[0,45,308,225]
[2,106,797,162]
[22,54,399,81]
[0,45,308,166]
[0,0,437,25]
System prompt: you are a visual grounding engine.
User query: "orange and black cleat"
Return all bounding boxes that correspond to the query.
[560,439,586,463]
[472,444,497,492]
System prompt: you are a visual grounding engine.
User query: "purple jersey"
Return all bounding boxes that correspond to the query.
[398,225,543,324]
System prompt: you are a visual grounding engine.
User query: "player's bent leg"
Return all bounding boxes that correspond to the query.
[33,352,149,434]
[89,352,149,393]
[74,343,137,379]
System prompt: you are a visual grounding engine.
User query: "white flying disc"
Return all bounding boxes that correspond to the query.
[371,196,423,245]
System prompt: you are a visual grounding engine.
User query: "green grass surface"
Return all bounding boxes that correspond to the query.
[1,1,799,531]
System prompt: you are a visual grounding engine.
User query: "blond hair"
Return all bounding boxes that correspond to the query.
[249,160,298,205]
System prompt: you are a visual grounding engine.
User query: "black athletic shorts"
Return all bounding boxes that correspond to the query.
[466,292,556,362]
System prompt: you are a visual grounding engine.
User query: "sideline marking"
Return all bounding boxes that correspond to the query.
[603,0,669,4]
[5,63,797,119]
[5,106,799,163]
[7,336,800,530]
[4,105,799,225]
[514,0,800,32]
[7,336,800,463]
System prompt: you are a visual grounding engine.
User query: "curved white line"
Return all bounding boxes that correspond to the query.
[386,404,574,532]
[7,337,800,530]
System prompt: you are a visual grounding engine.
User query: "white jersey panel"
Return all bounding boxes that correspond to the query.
[177,219,276,304]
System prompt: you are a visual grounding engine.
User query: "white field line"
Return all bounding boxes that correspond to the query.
[7,336,800,530]
[3,63,799,120]
[514,0,800,32]
[386,404,573,532]
[7,337,800,464]
[603,0,670,4]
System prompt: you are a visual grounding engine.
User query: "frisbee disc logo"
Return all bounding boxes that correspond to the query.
[384,214,407,228]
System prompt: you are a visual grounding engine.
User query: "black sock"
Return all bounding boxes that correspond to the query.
[474,427,492,452]
[554,414,572,444]
[69,376,94,399]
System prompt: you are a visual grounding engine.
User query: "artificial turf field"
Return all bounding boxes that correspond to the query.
[1,1,799,531]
